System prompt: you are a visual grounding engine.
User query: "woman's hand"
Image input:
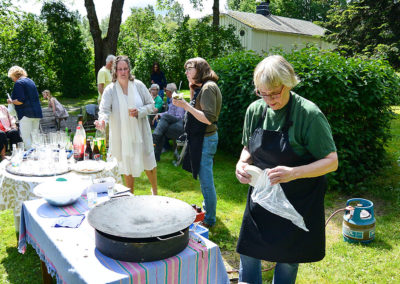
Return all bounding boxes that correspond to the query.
[172,98,188,110]
[94,120,105,131]
[235,160,252,184]
[152,114,159,125]
[267,166,295,185]
[7,99,12,104]
[128,108,138,118]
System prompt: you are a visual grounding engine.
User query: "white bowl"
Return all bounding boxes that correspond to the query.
[33,178,86,206]
[245,165,263,187]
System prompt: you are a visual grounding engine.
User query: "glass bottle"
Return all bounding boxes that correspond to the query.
[93,140,100,161]
[84,139,93,160]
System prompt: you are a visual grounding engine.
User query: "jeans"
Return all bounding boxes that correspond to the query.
[198,132,218,226]
[158,89,164,100]
[239,254,299,284]
[152,115,184,161]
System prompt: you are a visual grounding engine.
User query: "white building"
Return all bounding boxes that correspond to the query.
[220,10,333,54]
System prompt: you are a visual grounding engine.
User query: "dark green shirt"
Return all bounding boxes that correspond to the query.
[242,92,336,160]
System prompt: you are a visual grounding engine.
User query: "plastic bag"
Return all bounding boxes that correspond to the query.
[251,169,309,232]
[7,93,17,117]
[7,104,16,116]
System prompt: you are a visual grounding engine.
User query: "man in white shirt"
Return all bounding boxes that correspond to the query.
[97,55,115,104]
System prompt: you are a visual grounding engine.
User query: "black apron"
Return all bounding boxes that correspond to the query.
[237,95,327,263]
[182,87,207,179]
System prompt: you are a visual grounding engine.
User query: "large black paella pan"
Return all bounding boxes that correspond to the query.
[87,195,196,262]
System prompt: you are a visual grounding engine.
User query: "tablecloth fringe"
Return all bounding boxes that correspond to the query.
[24,232,64,284]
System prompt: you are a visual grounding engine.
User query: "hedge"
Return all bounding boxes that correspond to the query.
[212,47,400,191]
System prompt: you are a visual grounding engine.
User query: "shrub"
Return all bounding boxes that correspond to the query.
[211,50,263,155]
[212,47,400,191]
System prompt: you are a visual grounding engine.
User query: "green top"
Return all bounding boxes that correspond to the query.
[242,92,336,160]
[195,81,222,136]
[154,95,163,112]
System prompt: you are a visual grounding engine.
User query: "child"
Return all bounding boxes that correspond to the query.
[42,90,69,130]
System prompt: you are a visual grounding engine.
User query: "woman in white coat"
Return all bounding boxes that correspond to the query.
[95,55,158,195]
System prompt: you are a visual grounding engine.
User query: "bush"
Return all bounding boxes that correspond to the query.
[211,50,263,155]
[212,47,400,191]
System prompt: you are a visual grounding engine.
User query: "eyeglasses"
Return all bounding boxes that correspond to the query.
[255,85,284,99]
[117,68,129,72]
[185,67,195,72]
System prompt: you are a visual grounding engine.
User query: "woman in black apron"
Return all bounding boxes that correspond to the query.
[235,55,338,283]
[173,57,222,227]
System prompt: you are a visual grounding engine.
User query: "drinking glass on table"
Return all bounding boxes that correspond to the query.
[17,142,24,151]
[86,177,97,208]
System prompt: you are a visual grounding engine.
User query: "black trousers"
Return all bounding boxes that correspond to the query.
[0,129,23,153]
[152,114,184,161]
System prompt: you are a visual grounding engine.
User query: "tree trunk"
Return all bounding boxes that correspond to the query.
[84,0,124,76]
[212,0,219,26]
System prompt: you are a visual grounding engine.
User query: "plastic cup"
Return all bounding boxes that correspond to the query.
[87,191,98,208]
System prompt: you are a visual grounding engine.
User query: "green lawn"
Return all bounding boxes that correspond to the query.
[1,103,400,283]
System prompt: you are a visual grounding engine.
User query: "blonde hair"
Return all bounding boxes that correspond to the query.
[42,89,52,99]
[8,66,28,80]
[253,55,299,90]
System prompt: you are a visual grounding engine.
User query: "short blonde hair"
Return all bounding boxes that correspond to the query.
[8,66,28,80]
[253,55,299,90]
[42,89,52,98]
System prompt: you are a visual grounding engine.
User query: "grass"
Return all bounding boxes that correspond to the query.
[1,99,400,283]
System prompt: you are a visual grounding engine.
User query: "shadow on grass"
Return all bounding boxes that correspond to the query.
[2,245,44,284]
[156,148,248,204]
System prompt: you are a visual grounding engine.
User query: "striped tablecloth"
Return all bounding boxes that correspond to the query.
[18,198,229,284]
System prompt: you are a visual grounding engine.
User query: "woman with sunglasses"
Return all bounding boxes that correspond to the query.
[235,55,338,283]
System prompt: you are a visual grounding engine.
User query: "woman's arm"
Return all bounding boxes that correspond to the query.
[173,98,212,125]
[50,98,56,114]
[235,146,253,184]
[268,152,339,185]
[7,99,22,105]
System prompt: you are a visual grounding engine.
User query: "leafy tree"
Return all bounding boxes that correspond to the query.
[157,0,220,26]
[228,0,346,22]
[323,0,400,68]
[122,6,157,49]
[41,1,93,97]
[166,1,185,23]
[0,0,55,94]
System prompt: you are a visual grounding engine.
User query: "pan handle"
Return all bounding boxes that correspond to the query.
[156,230,184,241]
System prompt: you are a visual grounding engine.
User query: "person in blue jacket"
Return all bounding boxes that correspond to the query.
[151,62,167,101]
[7,66,42,149]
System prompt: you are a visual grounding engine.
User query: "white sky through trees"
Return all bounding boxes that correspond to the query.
[16,0,228,21]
